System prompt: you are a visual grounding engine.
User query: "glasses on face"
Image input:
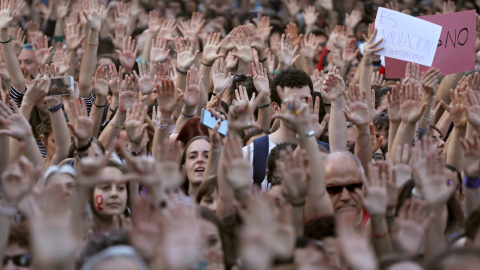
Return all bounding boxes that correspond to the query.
[2,254,32,267]
[326,182,363,196]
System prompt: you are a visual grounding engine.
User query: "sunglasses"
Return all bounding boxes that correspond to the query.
[2,254,32,267]
[326,182,363,196]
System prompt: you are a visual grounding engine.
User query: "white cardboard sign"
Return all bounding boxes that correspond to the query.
[374,7,442,67]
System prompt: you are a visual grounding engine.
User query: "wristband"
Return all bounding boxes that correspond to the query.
[372,60,381,66]
[182,108,196,118]
[0,37,15,44]
[47,103,63,112]
[94,103,106,108]
[258,103,271,109]
[201,61,213,66]
[465,175,480,189]
[259,57,267,62]
[296,130,315,140]
[371,227,389,238]
[274,69,280,75]
[110,107,117,113]
[176,67,188,74]
[323,103,331,107]
[75,137,92,152]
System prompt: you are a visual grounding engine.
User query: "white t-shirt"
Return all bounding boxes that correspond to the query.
[242,136,277,190]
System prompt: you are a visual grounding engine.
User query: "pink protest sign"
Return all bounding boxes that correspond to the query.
[385,10,476,79]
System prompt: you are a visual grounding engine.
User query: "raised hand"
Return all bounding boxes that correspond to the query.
[108,64,122,97]
[56,0,69,18]
[393,199,433,255]
[342,83,369,126]
[336,211,377,270]
[460,133,480,178]
[253,16,272,43]
[33,35,53,67]
[109,24,126,50]
[394,144,413,188]
[322,67,345,102]
[117,37,138,72]
[0,0,15,30]
[175,37,200,72]
[440,87,467,128]
[309,96,329,138]
[371,71,385,90]
[278,34,299,68]
[113,1,129,27]
[24,74,50,107]
[157,78,182,115]
[0,99,32,141]
[345,9,362,33]
[283,0,300,16]
[1,144,38,206]
[81,0,103,31]
[125,100,148,145]
[421,68,441,98]
[134,61,154,96]
[301,33,318,60]
[342,37,359,63]
[202,32,225,65]
[411,138,456,206]
[180,68,201,108]
[387,81,401,123]
[358,163,390,216]
[228,92,264,136]
[443,0,456,14]
[150,35,170,63]
[162,193,202,269]
[223,136,251,190]
[178,12,205,42]
[277,146,309,205]
[68,97,93,145]
[362,28,383,64]
[252,61,269,96]
[118,88,138,114]
[231,34,253,63]
[159,19,176,40]
[403,62,422,90]
[302,5,318,27]
[271,86,311,133]
[212,58,231,94]
[93,65,109,101]
[12,27,25,55]
[65,21,85,51]
[461,88,480,129]
[398,81,426,124]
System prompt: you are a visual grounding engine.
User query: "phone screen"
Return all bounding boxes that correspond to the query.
[48,76,74,96]
[200,108,228,136]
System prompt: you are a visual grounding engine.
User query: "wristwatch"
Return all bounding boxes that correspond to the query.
[296,130,315,140]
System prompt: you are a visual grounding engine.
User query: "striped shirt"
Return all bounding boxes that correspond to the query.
[9,85,95,158]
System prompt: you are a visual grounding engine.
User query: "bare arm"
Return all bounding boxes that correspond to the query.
[78,3,103,98]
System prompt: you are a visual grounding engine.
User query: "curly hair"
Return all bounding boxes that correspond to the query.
[270,68,313,106]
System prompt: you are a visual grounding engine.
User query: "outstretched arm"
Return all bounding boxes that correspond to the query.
[78,0,103,98]
[0,0,24,92]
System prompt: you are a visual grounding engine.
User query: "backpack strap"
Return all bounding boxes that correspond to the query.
[252,135,270,188]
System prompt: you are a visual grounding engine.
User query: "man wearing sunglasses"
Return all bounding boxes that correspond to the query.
[324,151,368,230]
[2,223,32,270]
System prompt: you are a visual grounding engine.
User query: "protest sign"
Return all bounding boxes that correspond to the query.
[385,10,476,78]
[374,7,442,67]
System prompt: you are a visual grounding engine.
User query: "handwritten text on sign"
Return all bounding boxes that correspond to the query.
[385,10,476,78]
[374,7,442,66]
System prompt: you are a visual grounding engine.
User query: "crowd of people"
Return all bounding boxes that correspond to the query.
[0,0,480,269]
